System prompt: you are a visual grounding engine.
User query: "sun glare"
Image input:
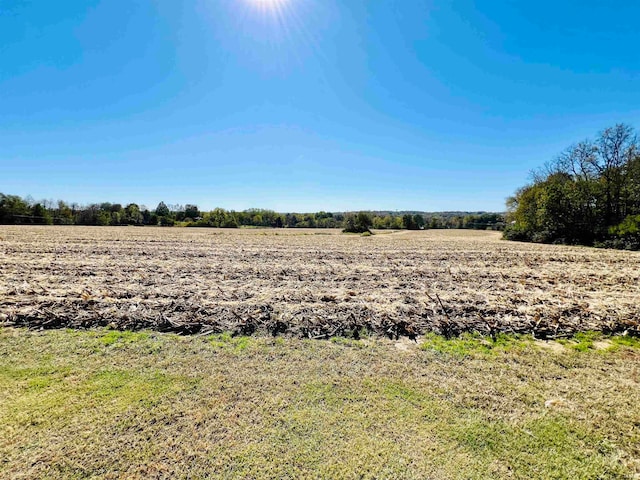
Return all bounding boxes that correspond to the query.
[242,0,302,43]
[237,0,320,73]
[249,0,289,13]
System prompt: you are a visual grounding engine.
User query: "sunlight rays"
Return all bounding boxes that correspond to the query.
[232,0,326,75]
[245,0,293,25]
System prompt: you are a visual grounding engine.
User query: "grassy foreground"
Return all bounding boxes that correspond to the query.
[1,328,639,479]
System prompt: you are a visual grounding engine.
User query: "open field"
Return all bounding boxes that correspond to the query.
[1,226,639,338]
[1,328,639,479]
[2,228,640,478]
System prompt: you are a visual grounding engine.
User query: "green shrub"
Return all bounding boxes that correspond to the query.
[502,224,531,242]
[607,215,640,250]
[343,212,372,234]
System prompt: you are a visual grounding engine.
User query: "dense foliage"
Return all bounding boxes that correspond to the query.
[504,123,640,249]
[342,212,373,233]
[0,194,504,232]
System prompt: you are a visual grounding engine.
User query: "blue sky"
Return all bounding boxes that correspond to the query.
[1,0,639,212]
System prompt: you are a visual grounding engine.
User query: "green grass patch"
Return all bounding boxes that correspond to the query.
[420,332,532,357]
[206,332,253,352]
[558,331,602,351]
[421,331,640,357]
[100,329,150,346]
[450,414,624,478]
[610,335,640,349]
[0,327,638,479]
[329,336,368,347]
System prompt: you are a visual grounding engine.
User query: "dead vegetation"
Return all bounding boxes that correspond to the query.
[1,226,639,339]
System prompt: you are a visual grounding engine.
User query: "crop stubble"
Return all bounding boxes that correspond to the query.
[1,226,638,338]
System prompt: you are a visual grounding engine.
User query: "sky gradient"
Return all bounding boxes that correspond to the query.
[2,0,639,212]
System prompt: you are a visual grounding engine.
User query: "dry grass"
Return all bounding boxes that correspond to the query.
[1,226,639,338]
[0,327,639,479]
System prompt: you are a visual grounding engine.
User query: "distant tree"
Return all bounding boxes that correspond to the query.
[96,210,111,226]
[159,215,175,226]
[110,210,122,226]
[427,216,442,229]
[155,201,170,217]
[302,214,316,228]
[0,194,30,223]
[184,204,199,220]
[285,213,298,228]
[56,200,74,224]
[343,212,372,233]
[36,204,53,224]
[223,210,239,228]
[75,204,97,225]
[343,214,357,232]
[402,214,418,230]
[124,203,143,224]
[208,208,226,227]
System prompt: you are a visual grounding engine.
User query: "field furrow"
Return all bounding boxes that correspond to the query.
[1,226,639,338]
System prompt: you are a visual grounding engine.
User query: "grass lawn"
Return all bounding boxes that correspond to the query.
[1,328,639,479]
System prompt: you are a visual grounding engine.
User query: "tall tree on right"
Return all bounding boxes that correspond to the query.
[505,123,640,249]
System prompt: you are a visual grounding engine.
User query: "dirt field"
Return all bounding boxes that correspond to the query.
[1,226,639,338]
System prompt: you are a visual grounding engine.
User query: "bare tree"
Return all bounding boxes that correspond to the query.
[593,124,638,224]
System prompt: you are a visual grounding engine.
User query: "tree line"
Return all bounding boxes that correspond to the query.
[0,194,504,232]
[505,123,640,249]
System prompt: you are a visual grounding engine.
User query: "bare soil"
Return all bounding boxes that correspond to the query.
[1,226,639,339]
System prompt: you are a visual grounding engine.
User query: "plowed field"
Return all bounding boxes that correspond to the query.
[1,226,639,338]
